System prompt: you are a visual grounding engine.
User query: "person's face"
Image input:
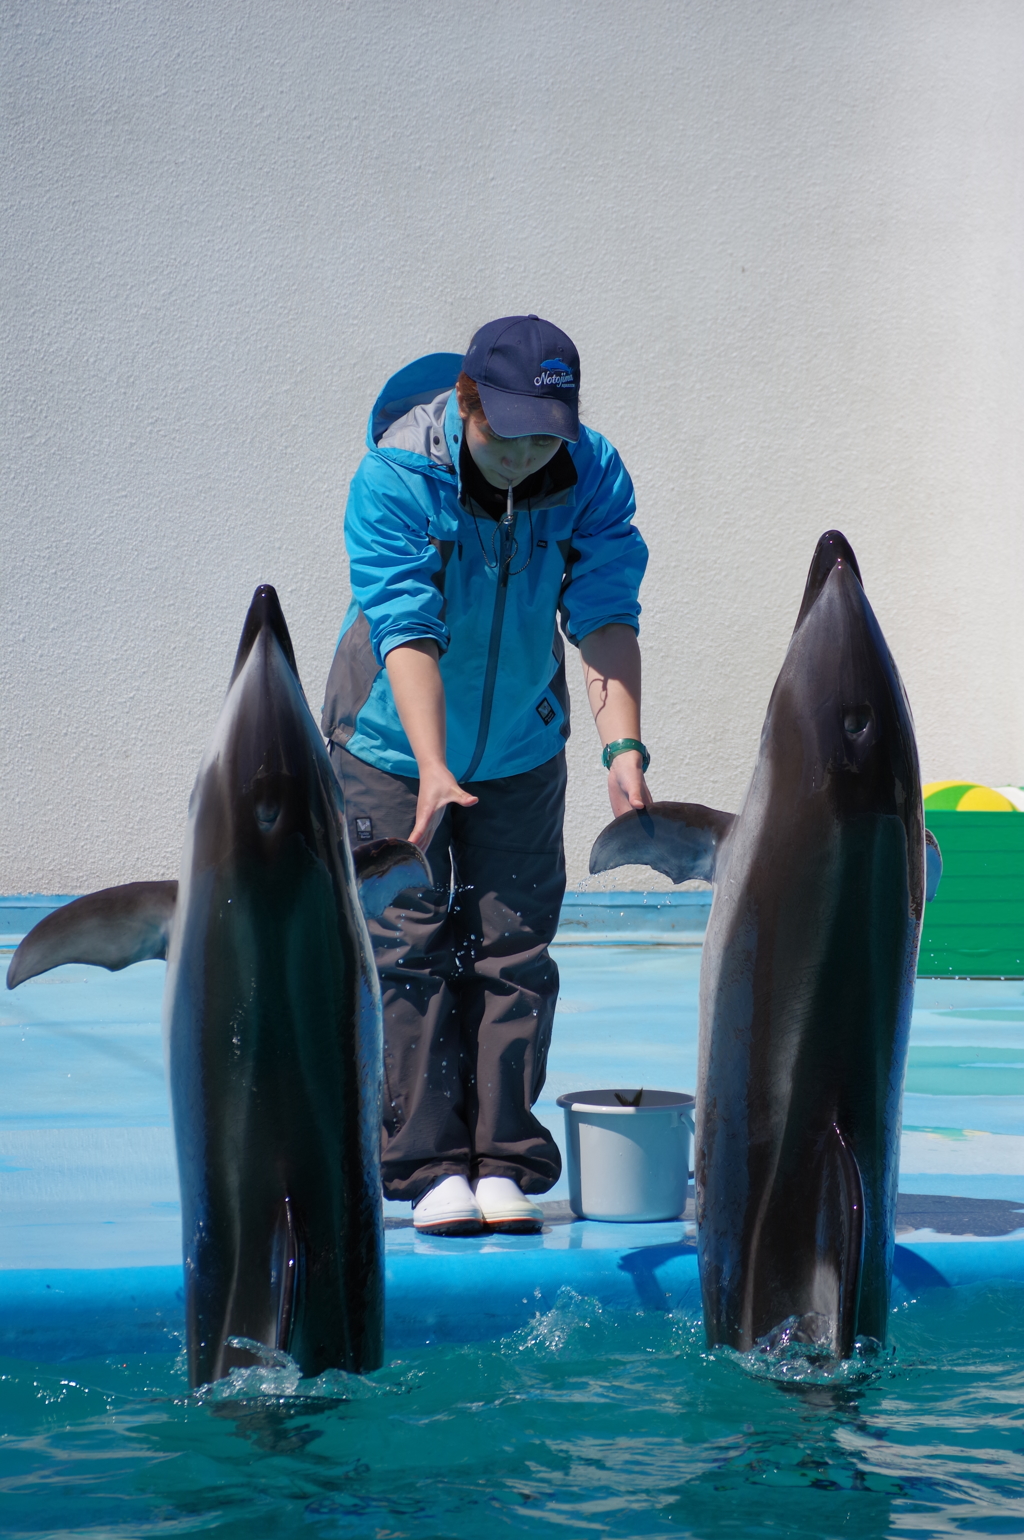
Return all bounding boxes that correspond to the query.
[459,401,562,490]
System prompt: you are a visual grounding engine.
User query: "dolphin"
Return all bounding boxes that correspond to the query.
[590,532,941,1357]
[7,586,429,1387]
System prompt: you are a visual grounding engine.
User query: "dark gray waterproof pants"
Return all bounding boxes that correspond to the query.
[329,745,566,1202]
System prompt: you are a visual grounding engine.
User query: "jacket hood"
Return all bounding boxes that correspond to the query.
[367,353,463,448]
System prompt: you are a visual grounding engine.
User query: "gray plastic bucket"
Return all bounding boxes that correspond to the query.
[556,1089,695,1222]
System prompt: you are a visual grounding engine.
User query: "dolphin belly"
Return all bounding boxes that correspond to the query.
[170,845,383,1385]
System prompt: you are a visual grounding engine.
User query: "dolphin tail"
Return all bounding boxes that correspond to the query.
[589,803,735,884]
[925,828,942,902]
[353,838,432,918]
[6,882,178,989]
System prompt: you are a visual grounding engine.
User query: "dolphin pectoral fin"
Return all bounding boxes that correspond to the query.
[353,838,433,918]
[816,1124,866,1357]
[589,802,735,884]
[925,829,943,902]
[6,881,178,989]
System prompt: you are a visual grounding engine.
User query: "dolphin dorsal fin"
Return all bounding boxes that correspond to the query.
[6,882,179,989]
[589,802,735,885]
[229,585,299,687]
[352,838,432,918]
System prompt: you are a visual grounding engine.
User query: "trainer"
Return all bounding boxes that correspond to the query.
[323,315,650,1234]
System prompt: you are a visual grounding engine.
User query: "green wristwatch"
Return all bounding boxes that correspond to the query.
[601,738,651,774]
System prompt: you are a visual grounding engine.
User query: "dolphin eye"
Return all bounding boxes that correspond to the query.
[253,798,281,831]
[843,707,872,736]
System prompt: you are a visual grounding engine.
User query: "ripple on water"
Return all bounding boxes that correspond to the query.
[2,1283,1024,1537]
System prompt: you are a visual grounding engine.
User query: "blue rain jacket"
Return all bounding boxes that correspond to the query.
[321,352,648,782]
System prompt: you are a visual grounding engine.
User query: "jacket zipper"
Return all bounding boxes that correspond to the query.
[462,491,517,781]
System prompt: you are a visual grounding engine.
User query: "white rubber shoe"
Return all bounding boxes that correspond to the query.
[412,1174,484,1236]
[474,1176,544,1233]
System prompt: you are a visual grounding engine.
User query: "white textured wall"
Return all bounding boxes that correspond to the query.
[2,0,1023,894]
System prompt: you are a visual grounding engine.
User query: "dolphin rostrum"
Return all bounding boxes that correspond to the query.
[7,585,429,1386]
[590,532,941,1357]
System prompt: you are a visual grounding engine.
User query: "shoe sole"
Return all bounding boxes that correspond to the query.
[413,1217,485,1237]
[482,1216,543,1234]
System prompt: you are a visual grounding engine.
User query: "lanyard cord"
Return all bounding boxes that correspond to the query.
[470,483,535,577]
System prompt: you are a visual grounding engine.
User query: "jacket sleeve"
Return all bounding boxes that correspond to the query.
[558,429,649,646]
[344,453,451,665]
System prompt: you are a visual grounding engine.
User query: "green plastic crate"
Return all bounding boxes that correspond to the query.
[919,811,1024,977]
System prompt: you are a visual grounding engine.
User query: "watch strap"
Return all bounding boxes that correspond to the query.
[601,738,651,774]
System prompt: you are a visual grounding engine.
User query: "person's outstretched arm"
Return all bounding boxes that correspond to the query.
[580,623,653,817]
[385,639,478,848]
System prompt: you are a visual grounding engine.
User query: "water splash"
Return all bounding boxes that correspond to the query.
[194,1339,397,1404]
[503,1286,605,1356]
[501,1286,702,1360]
[725,1314,889,1386]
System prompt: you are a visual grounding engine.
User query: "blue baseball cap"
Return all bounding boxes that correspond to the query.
[462,314,580,442]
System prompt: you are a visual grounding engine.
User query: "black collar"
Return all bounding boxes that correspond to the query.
[459,438,578,521]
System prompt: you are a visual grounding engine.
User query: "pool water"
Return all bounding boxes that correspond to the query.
[4,931,1024,1536]
[3,1282,1024,1538]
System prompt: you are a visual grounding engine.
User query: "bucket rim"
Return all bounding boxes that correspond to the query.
[556,1087,695,1114]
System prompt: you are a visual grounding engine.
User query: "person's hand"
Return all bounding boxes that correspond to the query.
[606,750,653,818]
[383,641,477,848]
[409,762,478,849]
